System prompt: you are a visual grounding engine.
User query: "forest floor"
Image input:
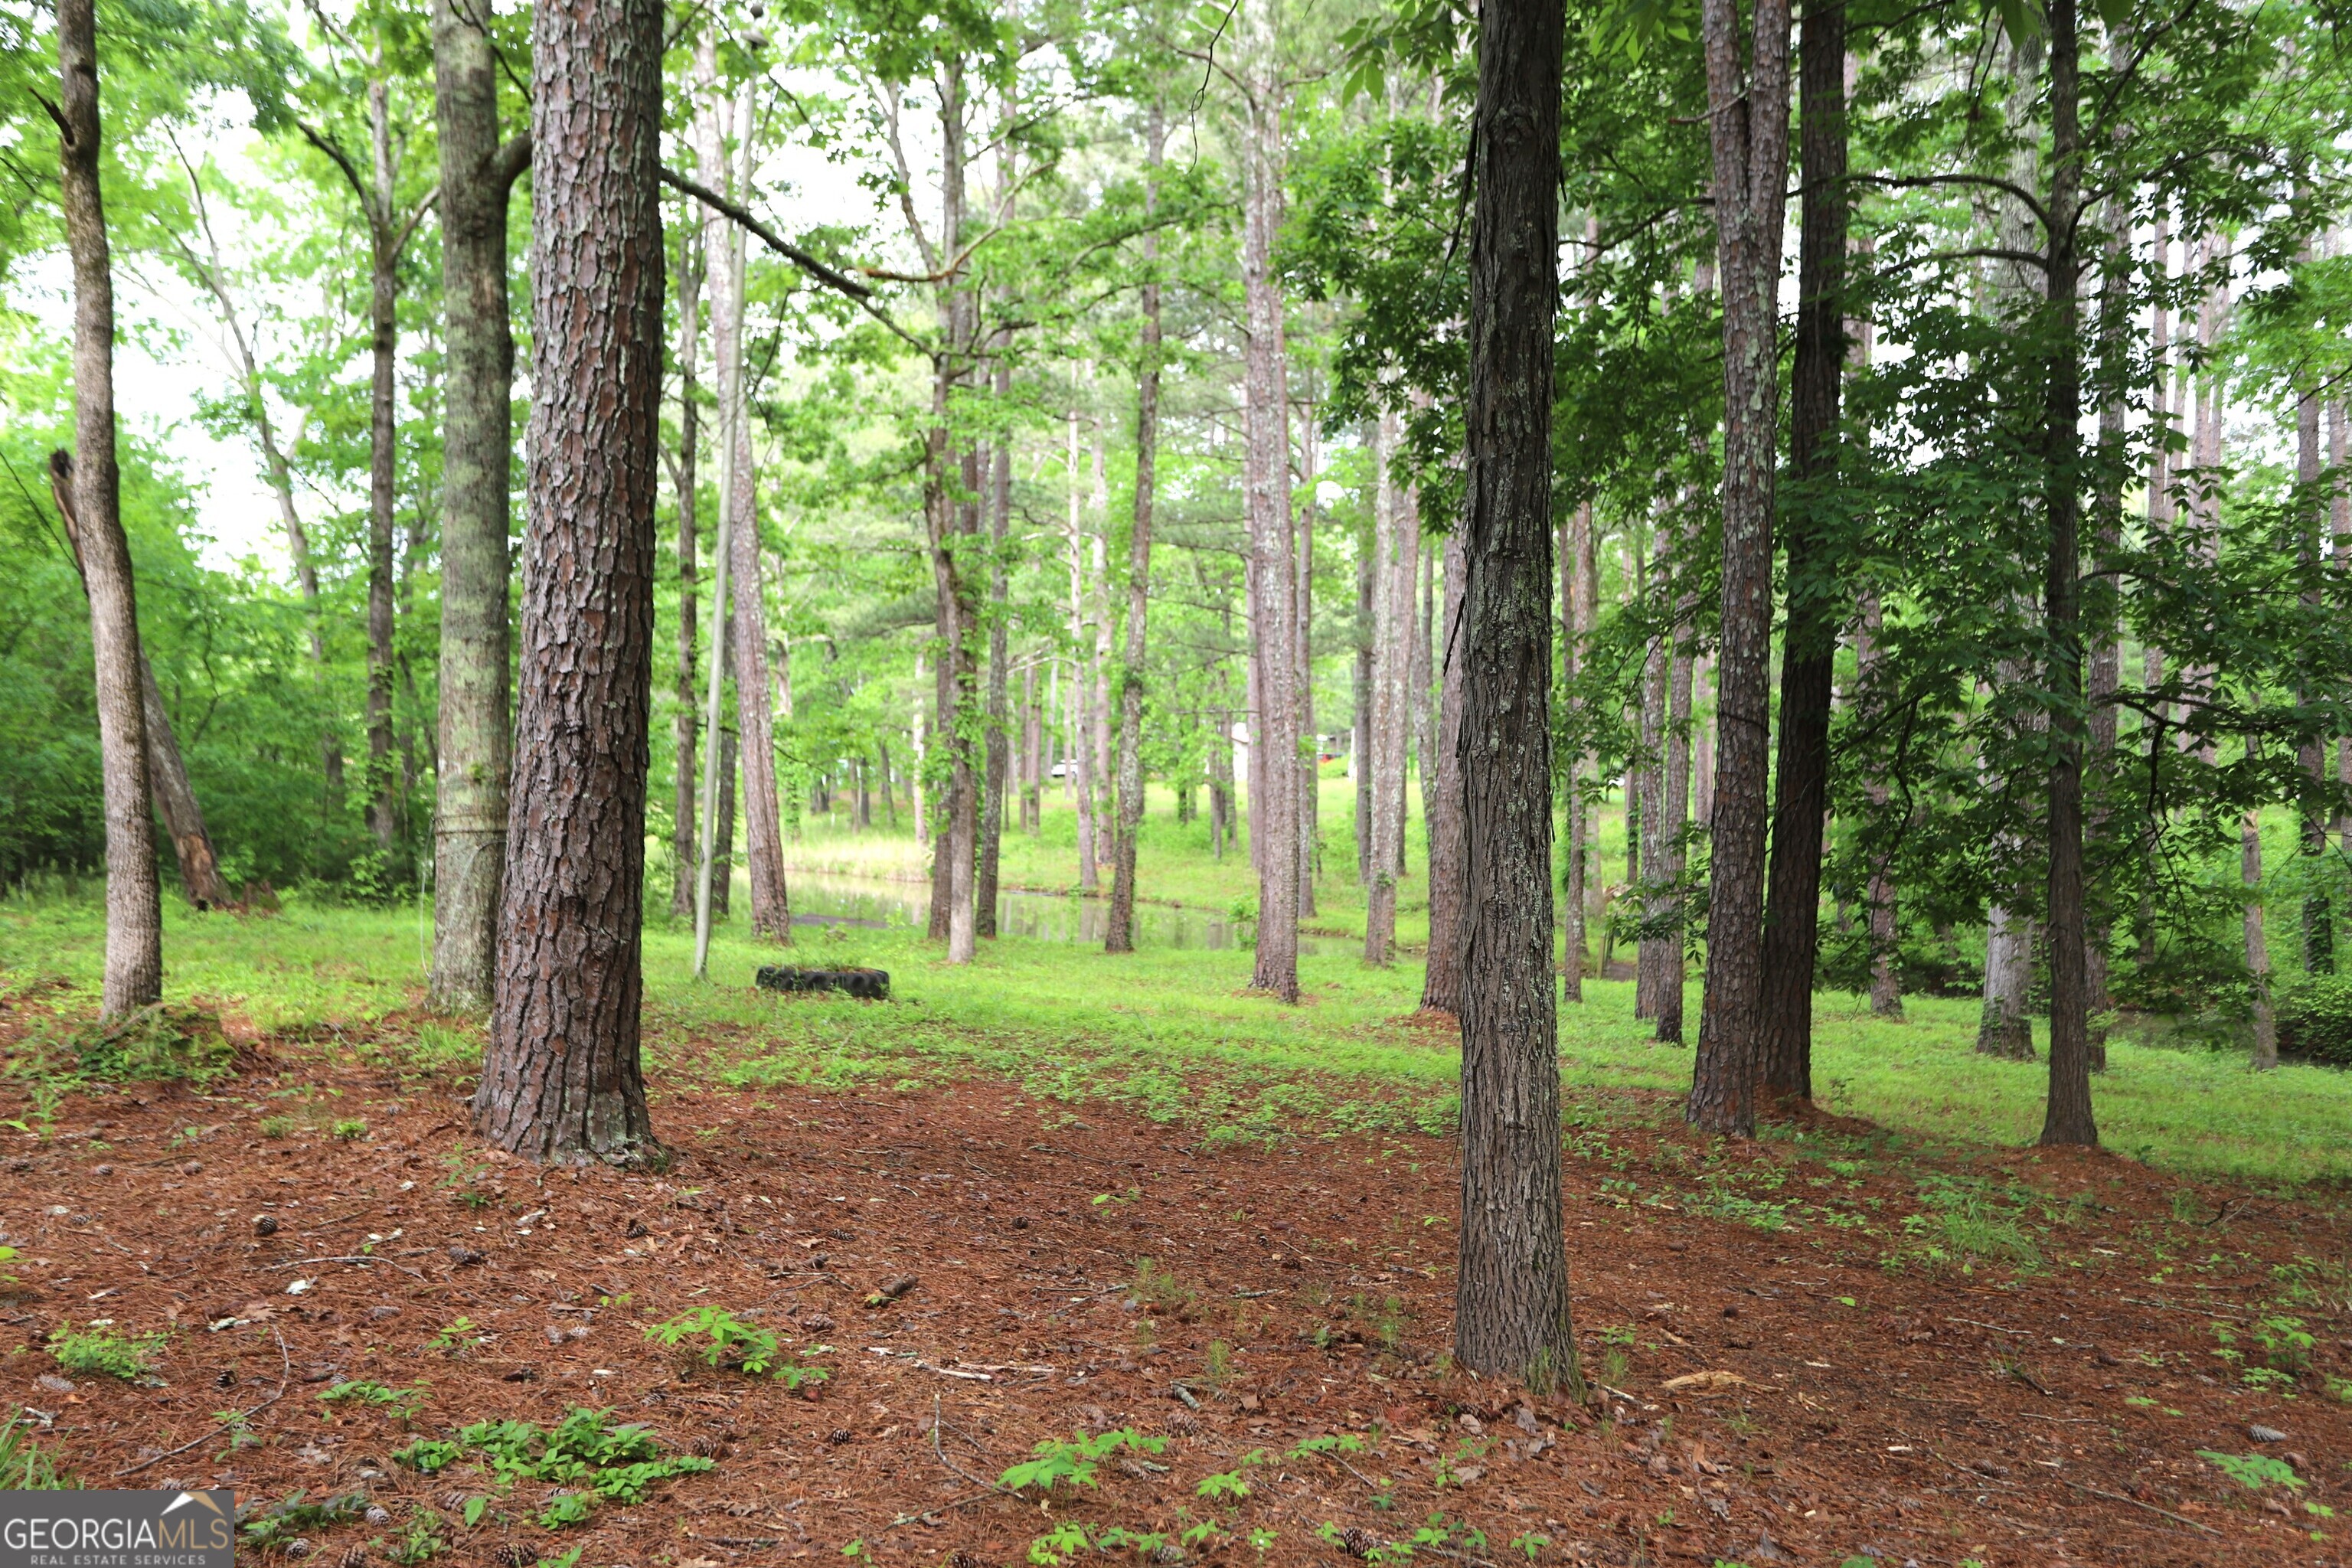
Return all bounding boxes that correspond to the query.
[0,944,2349,1568]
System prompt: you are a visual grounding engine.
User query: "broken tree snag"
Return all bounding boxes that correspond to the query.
[756,966,890,1001]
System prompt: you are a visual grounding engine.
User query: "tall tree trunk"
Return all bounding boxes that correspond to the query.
[1242,0,1299,1001]
[2246,802,2276,1070]
[1354,514,1374,887]
[1658,603,1694,1043]
[1295,450,1318,919]
[978,423,1011,935]
[669,226,702,920]
[1419,534,1467,1012]
[1413,529,1436,864]
[2297,333,2331,974]
[1859,595,1902,1016]
[1090,430,1116,873]
[2037,0,2096,1147]
[54,0,161,1018]
[2335,397,2349,863]
[49,456,227,912]
[1563,498,1593,1001]
[1069,413,1099,894]
[475,0,662,1160]
[360,76,403,858]
[430,0,524,1008]
[700,80,790,944]
[1365,406,1408,964]
[1634,558,1668,1020]
[1756,0,1845,1103]
[2084,137,2127,1070]
[1690,0,1795,1138]
[1454,0,1575,1392]
[1108,104,1165,955]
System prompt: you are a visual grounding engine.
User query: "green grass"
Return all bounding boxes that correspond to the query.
[3,776,2348,1188]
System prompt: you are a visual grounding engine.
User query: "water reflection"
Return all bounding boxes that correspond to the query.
[786,872,1325,956]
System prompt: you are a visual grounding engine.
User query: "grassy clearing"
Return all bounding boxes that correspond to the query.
[2,778,2347,1189]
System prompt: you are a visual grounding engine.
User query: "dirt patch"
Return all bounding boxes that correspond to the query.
[0,1004,2347,1567]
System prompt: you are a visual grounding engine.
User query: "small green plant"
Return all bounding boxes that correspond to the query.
[318,1380,427,1421]
[537,1493,594,1530]
[48,1324,164,1380]
[427,1316,487,1356]
[213,1408,260,1461]
[239,1490,368,1551]
[644,1306,828,1388]
[1202,1338,1234,1391]
[331,1119,368,1141]
[2197,1449,2305,1491]
[998,1429,1169,1493]
[1512,1533,1551,1560]
[1027,1521,1093,1566]
[70,1004,234,1086]
[1132,1257,1195,1314]
[384,1514,445,1565]
[395,1406,711,1524]
[258,1115,295,1138]
[1197,1467,1251,1500]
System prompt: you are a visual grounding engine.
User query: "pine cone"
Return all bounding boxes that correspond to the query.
[1341,1527,1378,1560]
[492,1544,536,1568]
[689,1435,727,1459]
[1165,1408,1199,1435]
[338,1546,368,1568]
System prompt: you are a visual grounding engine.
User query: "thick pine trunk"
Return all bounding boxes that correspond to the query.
[1419,535,1467,1012]
[55,0,162,1018]
[1107,106,1165,955]
[430,0,523,1006]
[1756,0,1846,1102]
[1977,908,2035,1057]
[476,0,662,1161]
[1242,8,1299,1001]
[2036,0,2096,1147]
[1454,0,1575,1391]
[1690,0,1794,1138]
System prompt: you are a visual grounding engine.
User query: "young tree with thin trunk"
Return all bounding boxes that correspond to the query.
[48,456,229,912]
[49,0,161,1019]
[1454,0,1576,1392]
[1756,0,1847,1103]
[1563,498,1594,1001]
[668,226,704,920]
[1688,0,1794,1138]
[1108,104,1168,956]
[430,0,531,1008]
[297,21,436,861]
[1419,534,1465,1013]
[1364,404,1414,965]
[475,0,663,1161]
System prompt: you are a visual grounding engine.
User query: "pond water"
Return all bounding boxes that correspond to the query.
[785,871,1329,956]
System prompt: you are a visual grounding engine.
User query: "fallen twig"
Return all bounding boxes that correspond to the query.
[116,1327,289,1477]
[2117,1297,2249,1322]
[2060,1478,2218,1534]
[263,1253,427,1281]
[1945,1316,2031,1336]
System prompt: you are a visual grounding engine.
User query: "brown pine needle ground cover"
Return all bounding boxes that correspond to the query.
[0,990,2347,1568]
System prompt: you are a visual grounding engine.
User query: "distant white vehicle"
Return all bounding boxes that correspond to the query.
[1048,760,1070,780]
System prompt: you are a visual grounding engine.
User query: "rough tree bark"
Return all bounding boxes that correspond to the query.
[1658,592,1694,1044]
[430,0,528,1008]
[1563,498,1594,1001]
[2035,0,2096,1146]
[49,455,228,911]
[475,0,662,1160]
[1454,0,1576,1392]
[1242,0,1299,1001]
[2297,338,2331,974]
[1108,105,1166,955]
[52,0,161,1018]
[1690,0,1794,1138]
[1419,534,1466,1013]
[1756,0,1846,1102]
[2246,799,2277,1070]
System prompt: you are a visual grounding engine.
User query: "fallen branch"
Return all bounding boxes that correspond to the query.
[2060,1478,2218,1534]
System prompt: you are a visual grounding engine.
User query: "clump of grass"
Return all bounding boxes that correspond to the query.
[331,1118,368,1141]
[71,1003,234,1086]
[318,1380,428,1422]
[49,1324,165,1380]
[0,1410,71,1488]
[1898,1174,2041,1272]
[1132,1257,1196,1316]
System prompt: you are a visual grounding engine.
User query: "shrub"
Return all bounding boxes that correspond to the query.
[2277,975,2352,1066]
[49,1325,165,1380]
